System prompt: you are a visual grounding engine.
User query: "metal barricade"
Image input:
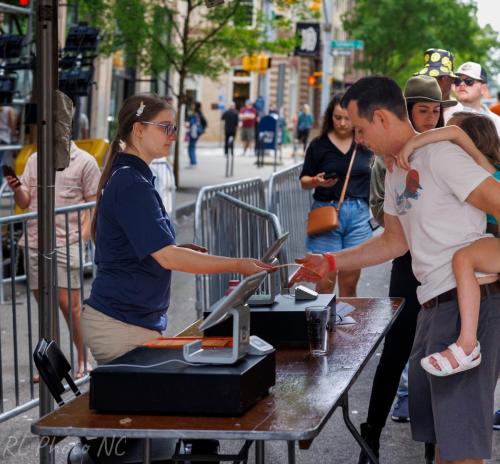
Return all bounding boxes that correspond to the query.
[268,162,312,262]
[0,180,16,218]
[194,178,266,315]
[195,191,285,317]
[0,201,95,422]
[151,158,176,218]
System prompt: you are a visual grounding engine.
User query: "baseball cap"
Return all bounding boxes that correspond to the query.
[456,62,488,83]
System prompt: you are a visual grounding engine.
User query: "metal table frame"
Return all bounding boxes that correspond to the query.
[32,298,402,464]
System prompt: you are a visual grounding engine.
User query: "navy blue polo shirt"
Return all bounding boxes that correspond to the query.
[85,153,176,332]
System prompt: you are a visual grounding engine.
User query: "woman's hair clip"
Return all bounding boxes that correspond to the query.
[136,101,146,117]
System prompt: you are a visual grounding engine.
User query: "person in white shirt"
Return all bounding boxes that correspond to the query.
[454,61,500,135]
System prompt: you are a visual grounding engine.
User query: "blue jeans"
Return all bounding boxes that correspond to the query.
[397,363,409,398]
[306,198,372,253]
[188,137,197,165]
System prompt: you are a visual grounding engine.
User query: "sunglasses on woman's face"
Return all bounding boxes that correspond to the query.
[140,121,178,136]
[453,77,478,87]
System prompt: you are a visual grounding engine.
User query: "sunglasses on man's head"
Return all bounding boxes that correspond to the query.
[453,77,479,87]
[140,121,178,136]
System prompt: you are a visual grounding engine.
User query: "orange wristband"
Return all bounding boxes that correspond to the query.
[322,253,336,272]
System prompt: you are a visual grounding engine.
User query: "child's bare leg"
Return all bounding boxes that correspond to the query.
[429,237,500,371]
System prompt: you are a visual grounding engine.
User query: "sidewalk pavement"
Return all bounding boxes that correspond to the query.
[174,142,302,214]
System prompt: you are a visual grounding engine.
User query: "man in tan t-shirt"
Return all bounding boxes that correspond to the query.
[6,141,100,378]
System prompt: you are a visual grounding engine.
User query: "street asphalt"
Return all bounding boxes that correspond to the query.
[0,143,498,463]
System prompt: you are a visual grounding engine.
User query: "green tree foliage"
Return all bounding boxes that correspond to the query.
[342,0,499,86]
[79,0,311,183]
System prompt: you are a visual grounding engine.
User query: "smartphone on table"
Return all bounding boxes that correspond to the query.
[2,165,21,188]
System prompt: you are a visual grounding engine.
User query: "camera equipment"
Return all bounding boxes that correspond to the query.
[0,75,17,105]
[0,35,24,60]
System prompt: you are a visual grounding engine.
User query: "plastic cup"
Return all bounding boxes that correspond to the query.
[305,305,330,356]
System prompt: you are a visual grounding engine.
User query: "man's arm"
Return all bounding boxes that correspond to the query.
[465,177,500,223]
[290,213,408,284]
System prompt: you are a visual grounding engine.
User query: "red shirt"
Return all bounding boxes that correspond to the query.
[239,107,257,128]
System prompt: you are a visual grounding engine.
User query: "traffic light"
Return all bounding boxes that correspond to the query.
[256,53,271,74]
[242,54,271,73]
[308,71,322,88]
[309,0,321,12]
[19,0,30,5]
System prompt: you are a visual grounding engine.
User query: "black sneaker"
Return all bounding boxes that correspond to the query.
[391,395,410,422]
[494,410,500,430]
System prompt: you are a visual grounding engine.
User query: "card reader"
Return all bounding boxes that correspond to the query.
[294,285,318,301]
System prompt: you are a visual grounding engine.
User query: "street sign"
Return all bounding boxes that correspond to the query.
[331,39,364,50]
[331,49,352,57]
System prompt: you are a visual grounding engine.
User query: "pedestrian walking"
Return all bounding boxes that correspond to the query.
[239,99,257,156]
[221,102,239,156]
[187,101,207,167]
[292,76,500,464]
[6,141,100,379]
[415,48,462,123]
[360,76,456,460]
[300,93,373,295]
[81,95,272,366]
[296,104,314,151]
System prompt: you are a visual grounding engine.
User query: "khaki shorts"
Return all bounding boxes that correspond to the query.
[240,126,255,142]
[27,243,82,290]
[81,305,160,365]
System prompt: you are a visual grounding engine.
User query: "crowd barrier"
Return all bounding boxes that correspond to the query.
[194,178,267,314]
[195,192,284,317]
[0,201,95,423]
[268,162,311,265]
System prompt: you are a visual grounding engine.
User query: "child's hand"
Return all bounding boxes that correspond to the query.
[395,141,415,171]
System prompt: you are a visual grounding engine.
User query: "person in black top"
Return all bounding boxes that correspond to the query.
[221,102,239,156]
[300,93,373,295]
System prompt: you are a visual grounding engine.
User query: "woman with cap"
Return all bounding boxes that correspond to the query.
[358,75,457,464]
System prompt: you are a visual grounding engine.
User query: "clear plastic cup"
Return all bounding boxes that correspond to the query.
[305,305,330,356]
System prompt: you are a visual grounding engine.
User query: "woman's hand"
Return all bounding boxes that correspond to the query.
[5,175,21,191]
[314,172,339,188]
[177,243,208,253]
[237,258,275,276]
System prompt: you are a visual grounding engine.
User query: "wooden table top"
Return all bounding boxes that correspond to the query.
[32,297,402,442]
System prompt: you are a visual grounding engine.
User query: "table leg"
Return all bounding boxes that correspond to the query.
[340,392,379,464]
[255,440,265,464]
[142,438,151,464]
[287,440,296,464]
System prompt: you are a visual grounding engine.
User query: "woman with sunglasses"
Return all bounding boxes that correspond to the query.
[82,94,271,365]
